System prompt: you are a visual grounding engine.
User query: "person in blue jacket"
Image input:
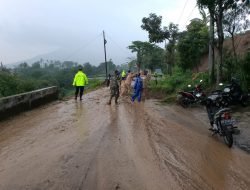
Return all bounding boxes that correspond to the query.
[131,73,143,102]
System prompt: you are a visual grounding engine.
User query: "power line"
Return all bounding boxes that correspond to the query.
[177,0,189,25]
[62,32,102,61]
[105,34,131,56]
[184,5,197,26]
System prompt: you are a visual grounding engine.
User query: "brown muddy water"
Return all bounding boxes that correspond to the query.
[0,88,250,190]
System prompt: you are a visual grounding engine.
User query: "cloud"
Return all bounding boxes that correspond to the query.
[0,0,201,65]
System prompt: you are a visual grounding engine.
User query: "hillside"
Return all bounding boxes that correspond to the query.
[198,31,250,72]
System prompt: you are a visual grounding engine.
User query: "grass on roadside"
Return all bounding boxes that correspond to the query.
[148,67,209,103]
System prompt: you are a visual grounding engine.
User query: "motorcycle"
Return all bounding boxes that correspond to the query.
[210,108,239,147]
[205,91,239,147]
[177,80,206,108]
[217,78,249,107]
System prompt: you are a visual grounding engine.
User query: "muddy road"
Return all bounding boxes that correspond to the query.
[0,88,250,190]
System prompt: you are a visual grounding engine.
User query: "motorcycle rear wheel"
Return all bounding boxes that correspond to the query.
[223,130,233,148]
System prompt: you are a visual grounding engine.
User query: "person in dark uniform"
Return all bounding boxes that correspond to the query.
[108,70,120,105]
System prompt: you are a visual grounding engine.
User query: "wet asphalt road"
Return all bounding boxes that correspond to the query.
[0,88,250,190]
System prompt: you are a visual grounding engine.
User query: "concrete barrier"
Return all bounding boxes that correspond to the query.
[0,86,59,120]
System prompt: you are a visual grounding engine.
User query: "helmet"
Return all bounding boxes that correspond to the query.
[78,65,83,70]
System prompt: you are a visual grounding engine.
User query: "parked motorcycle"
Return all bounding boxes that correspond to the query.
[217,78,249,107]
[210,108,239,147]
[205,91,239,147]
[177,80,206,108]
[206,88,229,109]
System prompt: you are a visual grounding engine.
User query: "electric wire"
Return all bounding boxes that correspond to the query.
[62,32,102,61]
[184,5,197,26]
[177,0,189,25]
[105,34,131,57]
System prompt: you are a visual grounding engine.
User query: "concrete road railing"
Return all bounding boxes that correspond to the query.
[0,86,59,120]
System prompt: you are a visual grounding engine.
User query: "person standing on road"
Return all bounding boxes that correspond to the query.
[131,73,143,102]
[73,65,88,101]
[107,73,111,87]
[121,70,126,80]
[108,70,120,105]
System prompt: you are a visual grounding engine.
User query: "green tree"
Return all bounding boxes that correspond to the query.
[18,62,29,69]
[141,13,179,75]
[62,61,77,69]
[32,62,41,69]
[128,41,164,72]
[177,18,209,71]
[128,41,146,71]
[143,45,164,71]
[127,59,137,71]
[83,62,93,75]
[141,13,170,43]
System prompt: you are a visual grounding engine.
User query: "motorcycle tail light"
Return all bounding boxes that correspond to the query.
[223,112,231,119]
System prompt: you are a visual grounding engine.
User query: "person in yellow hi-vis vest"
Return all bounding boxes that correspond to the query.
[72,65,88,101]
[121,70,126,80]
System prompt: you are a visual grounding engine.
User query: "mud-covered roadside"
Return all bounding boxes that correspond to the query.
[0,88,250,190]
[182,104,250,153]
[232,106,250,153]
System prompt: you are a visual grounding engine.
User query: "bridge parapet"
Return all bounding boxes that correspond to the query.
[0,86,59,120]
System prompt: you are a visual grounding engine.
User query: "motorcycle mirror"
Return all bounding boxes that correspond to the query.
[200,80,203,83]
[188,84,191,88]
[219,83,224,86]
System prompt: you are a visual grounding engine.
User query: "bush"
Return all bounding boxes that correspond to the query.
[149,66,209,94]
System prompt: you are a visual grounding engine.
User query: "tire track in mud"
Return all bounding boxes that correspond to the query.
[120,102,179,190]
[135,107,212,190]
[77,126,109,190]
[141,101,250,190]
[0,88,250,190]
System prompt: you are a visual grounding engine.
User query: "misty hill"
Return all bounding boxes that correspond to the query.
[8,44,131,68]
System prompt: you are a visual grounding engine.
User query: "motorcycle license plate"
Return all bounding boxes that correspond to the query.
[221,119,236,126]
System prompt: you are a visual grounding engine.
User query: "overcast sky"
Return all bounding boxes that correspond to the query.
[0,0,200,66]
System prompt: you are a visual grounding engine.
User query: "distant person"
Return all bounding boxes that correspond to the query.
[121,70,126,80]
[131,73,143,102]
[108,70,120,105]
[124,70,134,95]
[120,70,128,96]
[107,73,111,87]
[72,65,88,101]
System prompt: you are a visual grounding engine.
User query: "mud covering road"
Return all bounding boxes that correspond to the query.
[0,88,250,190]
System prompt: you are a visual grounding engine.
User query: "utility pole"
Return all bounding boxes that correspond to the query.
[103,30,108,80]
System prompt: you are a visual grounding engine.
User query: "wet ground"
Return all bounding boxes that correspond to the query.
[0,88,250,190]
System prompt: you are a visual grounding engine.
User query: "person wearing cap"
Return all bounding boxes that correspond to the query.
[72,65,88,101]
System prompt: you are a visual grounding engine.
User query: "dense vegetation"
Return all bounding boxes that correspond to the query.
[127,0,250,96]
[0,60,127,98]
